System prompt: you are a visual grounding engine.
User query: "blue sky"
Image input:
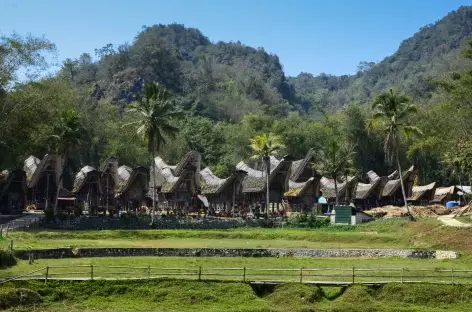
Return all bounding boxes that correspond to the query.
[1,0,471,76]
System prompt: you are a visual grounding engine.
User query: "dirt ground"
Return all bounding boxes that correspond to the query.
[364,204,453,218]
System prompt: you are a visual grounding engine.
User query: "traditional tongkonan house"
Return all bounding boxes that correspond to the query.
[115,165,149,212]
[150,151,201,212]
[0,170,27,215]
[236,155,292,214]
[284,149,320,213]
[199,167,247,215]
[73,166,102,214]
[408,182,437,205]
[284,178,317,213]
[431,186,462,205]
[99,156,119,212]
[354,178,382,210]
[24,154,62,210]
[377,166,416,206]
[319,176,358,208]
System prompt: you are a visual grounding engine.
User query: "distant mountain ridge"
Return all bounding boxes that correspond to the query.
[64,6,472,118]
[288,5,472,112]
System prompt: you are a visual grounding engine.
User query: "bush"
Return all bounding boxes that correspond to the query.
[0,288,43,309]
[0,250,17,268]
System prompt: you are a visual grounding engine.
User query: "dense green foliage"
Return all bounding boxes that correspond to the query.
[3,6,472,187]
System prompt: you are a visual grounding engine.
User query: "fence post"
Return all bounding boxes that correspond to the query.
[45,266,49,283]
[401,268,404,283]
[10,240,13,250]
[147,265,151,279]
[91,265,94,281]
[198,266,202,281]
[451,269,454,285]
[243,267,246,282]
[300,268,303,283]
[352,267,355,284]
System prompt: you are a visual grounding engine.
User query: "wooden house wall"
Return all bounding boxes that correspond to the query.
[0,179,26,214]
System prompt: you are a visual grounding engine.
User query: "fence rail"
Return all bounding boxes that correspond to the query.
[3,265,472,285]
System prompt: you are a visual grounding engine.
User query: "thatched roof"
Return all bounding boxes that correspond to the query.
[73,166,100,193]
[174,151,201,176]
[116,165,132,193]
[116,165,148,195]
[367,170,380,183]
[151,157,184,193]
[355,179,381,200]
[23,156,40,183]
[236,156,289,193]
[100,156,118,173]
[381,166,415,197]
[290,148,315,181]
[25,154,61,188]
[432,186,460,203]
[284,178,314,197]
[200,167,247,195]
[408,182,436,201]
[319,177,347,199]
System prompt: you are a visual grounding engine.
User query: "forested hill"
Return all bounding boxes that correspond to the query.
[64,23,295,122]
[65,6,472,118]
[289,5,472,112]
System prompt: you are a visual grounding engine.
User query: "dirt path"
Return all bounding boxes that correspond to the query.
[437,215,472,227]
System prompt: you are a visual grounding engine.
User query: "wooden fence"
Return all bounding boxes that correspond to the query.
[3,265,472,285]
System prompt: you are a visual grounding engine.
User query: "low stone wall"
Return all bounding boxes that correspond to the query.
[40,215,278,230]
[14,248,75,259]
[14,247,459,260]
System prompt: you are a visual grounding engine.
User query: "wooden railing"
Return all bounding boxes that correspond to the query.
[3,266,472,285]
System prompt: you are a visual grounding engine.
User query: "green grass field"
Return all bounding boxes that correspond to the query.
[5,218,471,252]
[2,218,472,311]
[3,280,472,311]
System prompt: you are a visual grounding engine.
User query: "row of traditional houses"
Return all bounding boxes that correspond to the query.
[0,150,468,215]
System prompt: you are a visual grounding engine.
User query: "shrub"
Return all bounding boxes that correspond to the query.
[0,288,43,309]
[0,250,17,268]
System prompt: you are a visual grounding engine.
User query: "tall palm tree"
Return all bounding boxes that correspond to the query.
[369,89,422,220]
[125,82,182,224]
[51,108,86,215]
[312,139,356,206]
[249,133,285,217]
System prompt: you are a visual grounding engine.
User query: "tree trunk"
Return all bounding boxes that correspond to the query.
[458,176,465,205]
[151,150,157,225]
[334,179,339,206]
[265,155,270,218]
[53,152,67,216]
[396,149,414,221]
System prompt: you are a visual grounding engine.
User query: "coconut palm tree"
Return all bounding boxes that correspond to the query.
[249,133,285,217]
[51,108,86,215]
[125,82,182,224]
[312,139,356,206]
[369,89,422,220]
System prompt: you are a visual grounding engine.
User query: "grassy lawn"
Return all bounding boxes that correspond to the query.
[3,218,472,253]
[3,280,472,311]
[3,255,472,282]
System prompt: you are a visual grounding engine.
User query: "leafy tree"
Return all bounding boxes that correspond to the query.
[0,33,55,89]
[51,108,86,215]
[125,82,183,223]
[312,139,356,205]
[369,89,422,220]
[249,133,284,217]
